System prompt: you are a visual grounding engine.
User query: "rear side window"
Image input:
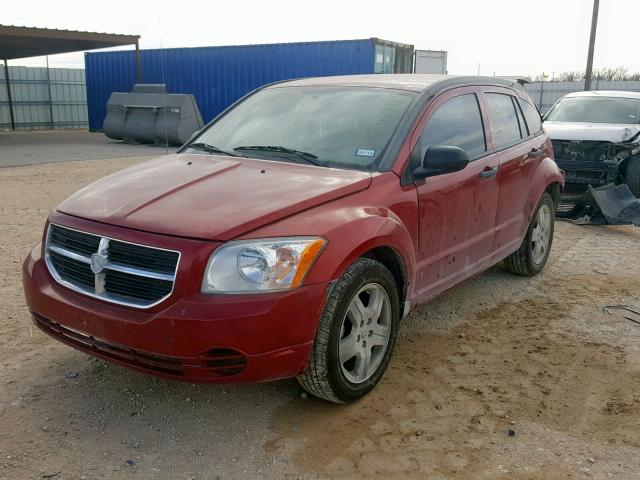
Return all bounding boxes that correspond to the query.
[421,94,486,158]
[514,99,528,137]
[485,93,522,148]
[519,99,542,133]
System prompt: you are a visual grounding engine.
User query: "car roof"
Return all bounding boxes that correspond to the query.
[562,90,640,100]
[270,74,523,93]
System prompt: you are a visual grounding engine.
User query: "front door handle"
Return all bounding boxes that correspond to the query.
[479,166,499,178]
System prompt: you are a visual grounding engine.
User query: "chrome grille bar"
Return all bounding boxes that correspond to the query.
[48,240,176,281]
[44,224,180,309]
[48,244,91,264]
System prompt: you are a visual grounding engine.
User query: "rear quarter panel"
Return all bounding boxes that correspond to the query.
[525,152,564,223]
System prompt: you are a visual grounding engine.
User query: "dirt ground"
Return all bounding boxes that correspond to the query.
[0,131,173,168]
[1,157,639,480]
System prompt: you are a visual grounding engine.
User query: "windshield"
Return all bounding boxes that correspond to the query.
[545,96,640,124]
[187,86,416,170]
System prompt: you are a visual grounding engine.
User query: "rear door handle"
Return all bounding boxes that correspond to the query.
[528,148,543,158]
[479,166,499,178]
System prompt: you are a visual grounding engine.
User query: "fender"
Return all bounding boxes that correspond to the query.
[243,205,417,289]
[322,207,417,288]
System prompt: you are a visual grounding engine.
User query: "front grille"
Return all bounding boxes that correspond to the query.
[45,224,180,308]
[105,269,173,301]
[50,226,100,256]
[108,241,178,274]
[49,250,94,288]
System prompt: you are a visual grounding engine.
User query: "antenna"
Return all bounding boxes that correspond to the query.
[159,34,169,155]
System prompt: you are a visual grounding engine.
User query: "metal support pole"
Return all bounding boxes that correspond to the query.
[539,73,544,111]
[3,59,16,130]
[46,56,54,129]
[584,0,599,91]
[135,40,142,83]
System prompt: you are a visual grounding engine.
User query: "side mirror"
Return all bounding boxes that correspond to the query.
[413,145,470,179]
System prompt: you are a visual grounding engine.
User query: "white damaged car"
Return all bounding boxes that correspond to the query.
[543,91,640,196]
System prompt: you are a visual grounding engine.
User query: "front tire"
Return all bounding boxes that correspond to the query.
[504,192,555,276]
[624,156,640,197]
[297,258,400,403]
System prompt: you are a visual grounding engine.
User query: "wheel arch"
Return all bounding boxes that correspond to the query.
[360,246,408,317]
[545,181,562,208]
[320,215,417,319]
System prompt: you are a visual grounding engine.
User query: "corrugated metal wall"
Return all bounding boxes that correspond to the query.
[524,80,640,114]
[0,66,87,130]
[85,39,377,131]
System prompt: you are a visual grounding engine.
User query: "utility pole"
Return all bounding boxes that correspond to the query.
[584,0,600,91]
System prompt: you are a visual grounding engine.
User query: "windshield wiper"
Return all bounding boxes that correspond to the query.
[233,145,321,166]
[187,142,240,157]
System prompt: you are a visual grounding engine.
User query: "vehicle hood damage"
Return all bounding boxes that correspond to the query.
[56,154,372,240]
[544,121,640,143]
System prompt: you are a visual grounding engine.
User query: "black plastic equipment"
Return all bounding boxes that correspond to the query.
[103,84,204,146]
[589,184,640,226]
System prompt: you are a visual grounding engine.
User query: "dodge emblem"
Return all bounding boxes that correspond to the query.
[90,253,108,274]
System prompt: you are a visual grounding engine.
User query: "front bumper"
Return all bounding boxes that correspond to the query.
[23,240,329,384]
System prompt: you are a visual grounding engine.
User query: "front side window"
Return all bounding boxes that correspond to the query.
[420,94,486,158]
[545,96,640,124]
[191,86,416,170]
[485,93,522,148]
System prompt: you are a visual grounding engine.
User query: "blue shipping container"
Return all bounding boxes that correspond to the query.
[85,38,414,131]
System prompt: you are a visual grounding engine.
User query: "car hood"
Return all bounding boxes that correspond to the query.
[544,121,640,143]
[57,154,372,240]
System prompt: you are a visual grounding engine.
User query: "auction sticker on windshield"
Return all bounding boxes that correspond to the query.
[355,148,376,157]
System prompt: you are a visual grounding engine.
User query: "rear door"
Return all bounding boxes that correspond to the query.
[479,88,547,261]
[410,87,500,302]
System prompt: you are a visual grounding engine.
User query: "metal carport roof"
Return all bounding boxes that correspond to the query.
[0,25,140,60]
[1,25,141,130]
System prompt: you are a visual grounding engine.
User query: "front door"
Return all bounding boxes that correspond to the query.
[410,87,500,302]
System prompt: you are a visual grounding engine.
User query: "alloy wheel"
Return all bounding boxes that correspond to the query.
[531,204,552,265]
[338,283,392,384]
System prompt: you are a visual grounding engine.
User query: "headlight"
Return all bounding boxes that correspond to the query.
[202,237,326,293]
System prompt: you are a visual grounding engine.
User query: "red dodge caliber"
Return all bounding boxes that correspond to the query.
[23,75,563,403]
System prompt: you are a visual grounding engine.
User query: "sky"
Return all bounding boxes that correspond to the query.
[4,0,639,77]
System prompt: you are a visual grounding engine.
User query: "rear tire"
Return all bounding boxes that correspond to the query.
[504,192,555,276]
[624,156,640,197]
[297,258,400,403]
